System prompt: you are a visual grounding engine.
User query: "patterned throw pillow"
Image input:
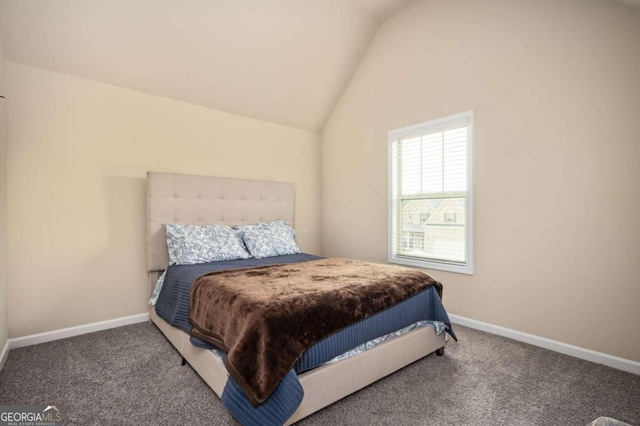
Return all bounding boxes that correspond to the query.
[235,221,302,259]
[165,223,251,265]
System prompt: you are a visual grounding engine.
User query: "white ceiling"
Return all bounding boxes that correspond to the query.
[0,0,637,132]
[351,0,418,21]
[0,0,409,132]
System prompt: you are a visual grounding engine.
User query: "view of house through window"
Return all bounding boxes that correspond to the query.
[401,198,465,260]
[388,111,473,275]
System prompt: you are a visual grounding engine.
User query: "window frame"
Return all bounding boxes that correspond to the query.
[387,110,474,275]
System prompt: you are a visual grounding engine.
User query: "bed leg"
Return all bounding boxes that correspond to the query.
[181,357,187,366]
[435,347,445,356]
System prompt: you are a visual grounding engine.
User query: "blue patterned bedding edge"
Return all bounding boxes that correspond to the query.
[153,254,456,426]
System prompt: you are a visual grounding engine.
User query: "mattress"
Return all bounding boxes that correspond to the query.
[152,254,455,425]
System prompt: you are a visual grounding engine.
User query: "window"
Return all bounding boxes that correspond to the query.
[420,212,430,225]
[388,111,474,274]
[444,212,457,223]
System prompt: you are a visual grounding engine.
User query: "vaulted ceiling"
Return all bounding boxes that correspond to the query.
[0,0,637,132]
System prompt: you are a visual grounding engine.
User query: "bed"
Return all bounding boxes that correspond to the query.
[146,171,455,425]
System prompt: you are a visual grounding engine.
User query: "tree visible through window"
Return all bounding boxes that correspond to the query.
[388,111,474,275]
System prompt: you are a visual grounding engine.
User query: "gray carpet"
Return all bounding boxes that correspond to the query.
[0,322,638,425]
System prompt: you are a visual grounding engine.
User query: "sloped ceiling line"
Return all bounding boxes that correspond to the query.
[0,0,638,132]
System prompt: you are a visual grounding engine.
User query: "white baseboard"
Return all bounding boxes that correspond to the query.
[449,314,640,376]
[0,339,9,372]
[2,311,637,376]
[7,313,150,350]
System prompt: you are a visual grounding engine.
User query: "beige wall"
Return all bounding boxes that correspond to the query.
[0,24,7,350]
[6,62,321,338]
[321,0,640,361]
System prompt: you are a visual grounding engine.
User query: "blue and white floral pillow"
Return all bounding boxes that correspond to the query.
[165,223,251,265]
[235,221,302,259]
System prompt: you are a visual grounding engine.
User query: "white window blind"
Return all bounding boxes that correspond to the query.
[388,111,474,275]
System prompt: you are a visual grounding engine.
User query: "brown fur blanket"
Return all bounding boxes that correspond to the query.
[189,257,442,405]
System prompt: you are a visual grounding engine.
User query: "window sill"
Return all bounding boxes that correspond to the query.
[388,256,474,275]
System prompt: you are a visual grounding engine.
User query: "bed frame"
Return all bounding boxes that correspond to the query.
[146,171,446,424]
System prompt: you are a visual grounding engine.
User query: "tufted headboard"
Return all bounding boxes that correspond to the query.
[146,171,295,272]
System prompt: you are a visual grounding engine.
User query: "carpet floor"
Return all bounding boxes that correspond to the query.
[0,322,638,425]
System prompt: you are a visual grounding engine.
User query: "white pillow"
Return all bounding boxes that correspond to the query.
[234,221,302,259]
[165,223,251,265]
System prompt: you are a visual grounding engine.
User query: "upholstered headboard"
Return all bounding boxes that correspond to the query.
[146,172,295,272]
